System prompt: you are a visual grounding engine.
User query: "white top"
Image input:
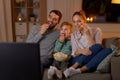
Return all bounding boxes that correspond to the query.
[71,25,102,56]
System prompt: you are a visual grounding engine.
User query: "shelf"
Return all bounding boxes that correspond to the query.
[11,0,46,42]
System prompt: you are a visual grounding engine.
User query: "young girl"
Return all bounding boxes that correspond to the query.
[63,10,112,78]
[47,21,72,79]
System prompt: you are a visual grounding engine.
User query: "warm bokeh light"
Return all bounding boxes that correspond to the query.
[111,0,120,4]
[18,17,22,21]
[86,17,93,22]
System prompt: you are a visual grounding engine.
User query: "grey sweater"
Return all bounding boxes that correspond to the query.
[25,26,60,56]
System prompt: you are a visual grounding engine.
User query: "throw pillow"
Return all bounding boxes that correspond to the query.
[96,46,118,73]
[96,37,120,73]
[102,37,120,53]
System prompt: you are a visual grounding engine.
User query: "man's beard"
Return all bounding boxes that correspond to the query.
[47,21,55,29]
[49,24,56,29]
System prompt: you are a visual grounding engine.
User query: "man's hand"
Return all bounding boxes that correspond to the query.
[39,23,49,35]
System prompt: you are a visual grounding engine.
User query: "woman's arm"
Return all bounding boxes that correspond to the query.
[71,33,78,56]
[75,48,92,56]
[94,28,103,44]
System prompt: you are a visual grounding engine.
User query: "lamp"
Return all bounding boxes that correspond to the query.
[111,0,120,4]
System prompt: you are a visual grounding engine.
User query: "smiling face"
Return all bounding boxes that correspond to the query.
[47,12,60,29]
[72,11,87,32]
[60,25,72,39]
[72,15,85,32]
[60,22,72,39]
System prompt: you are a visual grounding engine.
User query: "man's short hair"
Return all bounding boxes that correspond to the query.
[50,10,62,23]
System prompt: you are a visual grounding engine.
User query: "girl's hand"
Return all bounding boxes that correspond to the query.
[59,33,65,42]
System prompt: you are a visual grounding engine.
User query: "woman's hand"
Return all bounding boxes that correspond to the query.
[75,48,92,56]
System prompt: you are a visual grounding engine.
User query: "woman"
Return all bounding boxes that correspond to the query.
[63,10,112,78]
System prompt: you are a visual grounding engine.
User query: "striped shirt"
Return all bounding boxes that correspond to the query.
[71,26,102,56]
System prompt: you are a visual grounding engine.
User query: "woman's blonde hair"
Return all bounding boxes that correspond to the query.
[72,10,87,22]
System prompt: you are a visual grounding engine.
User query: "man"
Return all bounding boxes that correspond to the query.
[25,10,62,79]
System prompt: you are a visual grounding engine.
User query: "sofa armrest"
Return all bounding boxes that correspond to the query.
[111,56,120,80]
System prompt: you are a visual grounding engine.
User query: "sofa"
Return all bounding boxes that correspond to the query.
[43,37,120,80]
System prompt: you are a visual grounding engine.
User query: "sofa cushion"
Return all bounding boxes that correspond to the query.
[96,37,120,73]
[111,57,120,80]
[102,37,120,53]
[68,73,111,80]
[96,47,117,73]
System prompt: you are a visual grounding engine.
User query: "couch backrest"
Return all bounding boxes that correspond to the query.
[102,37,120,54]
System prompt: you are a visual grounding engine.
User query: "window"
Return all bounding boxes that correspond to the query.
[82,0,120,23]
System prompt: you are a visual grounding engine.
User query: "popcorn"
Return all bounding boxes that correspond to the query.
[53,52,68,61]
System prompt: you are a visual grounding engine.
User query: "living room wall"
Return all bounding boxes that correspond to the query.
[0,0,120,42]
[47,0,120,38]
[88,23,120,38]
[47,0,83,25]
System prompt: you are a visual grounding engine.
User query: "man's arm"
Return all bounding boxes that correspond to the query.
[26,23,50,43]
[25,26,43,43]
